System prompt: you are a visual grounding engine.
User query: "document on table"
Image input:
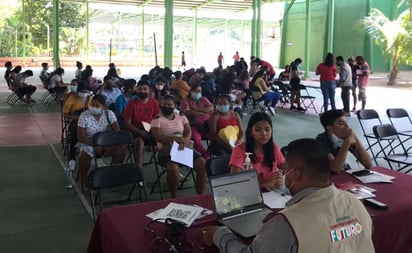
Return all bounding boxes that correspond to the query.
[170,141,193,168]
[346,169,395,183]
[262,190,291,209]
[151,203,204,226]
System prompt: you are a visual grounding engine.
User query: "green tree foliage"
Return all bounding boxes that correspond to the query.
[362,8,412,85]
[0,0,87,57]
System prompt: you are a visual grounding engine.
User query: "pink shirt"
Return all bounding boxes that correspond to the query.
[229,143,285,182]
[316,63,336,82]
[151,112,189,149]
[358,62,370,87]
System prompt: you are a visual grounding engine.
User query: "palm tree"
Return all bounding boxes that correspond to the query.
[361,8,412,85]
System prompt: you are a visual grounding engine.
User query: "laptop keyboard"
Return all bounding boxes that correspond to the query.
[222,209,271,237]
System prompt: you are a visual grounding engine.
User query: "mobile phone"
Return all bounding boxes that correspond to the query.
[352,170,373,177]
[364,198,389,210]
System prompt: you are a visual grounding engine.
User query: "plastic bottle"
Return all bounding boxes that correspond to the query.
[243,152,253,170]
[68,159,76,171]
[64,166,73,189]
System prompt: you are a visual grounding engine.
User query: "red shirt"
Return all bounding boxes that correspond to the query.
[216,111,238,132]
[316,63,337,82]
[124,98,160,129]
[260,60,275,76]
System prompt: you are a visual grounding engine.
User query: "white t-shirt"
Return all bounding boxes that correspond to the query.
[102,87,122,107]
[78,109,117,138]
[49,74,62,88]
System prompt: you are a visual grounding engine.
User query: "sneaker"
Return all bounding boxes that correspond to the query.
[68,159,76,171]
[297,107,306,112]
[290,105,297,110]
[351,108,356,112]
[269,107,276,115]
[344,112,351,117]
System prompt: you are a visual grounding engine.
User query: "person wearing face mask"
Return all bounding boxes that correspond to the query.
[229,112,285,189]
[151,95,207,198]
[114,79,137,129]
[77,94,126,186]
[152,76,170,101]
[98,75,122,107]
[208,94,244,155]
[316,109,372,174]
[202,138,374,253]
[63,83,92,169]
[124,79,160,169]
[180,83,214,159]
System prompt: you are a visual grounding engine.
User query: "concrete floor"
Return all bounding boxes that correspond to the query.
[0,68,411,252]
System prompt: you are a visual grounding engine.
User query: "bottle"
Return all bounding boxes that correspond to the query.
[64,166,73,189]
[68,159,76,171]
[243,152,253,171]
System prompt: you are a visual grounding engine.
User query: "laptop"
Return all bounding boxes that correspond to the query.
[210,170,272,238]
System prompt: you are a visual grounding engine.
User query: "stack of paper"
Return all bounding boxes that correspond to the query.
[146,202,213,227]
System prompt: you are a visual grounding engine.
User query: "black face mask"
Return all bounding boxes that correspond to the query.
[136,92,148,99]
[161,106,174,116]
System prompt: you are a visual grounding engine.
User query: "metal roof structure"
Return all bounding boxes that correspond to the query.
[72,0,279,13]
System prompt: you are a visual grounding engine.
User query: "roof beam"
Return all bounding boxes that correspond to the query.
[194,0,216,10]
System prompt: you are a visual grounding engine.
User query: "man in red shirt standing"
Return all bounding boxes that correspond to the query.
[255,58,276,80]
[355,56,370,110]
[217,52,224,68]
[124,80,160,168]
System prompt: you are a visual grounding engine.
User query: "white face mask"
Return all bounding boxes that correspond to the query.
[331,134,344,148]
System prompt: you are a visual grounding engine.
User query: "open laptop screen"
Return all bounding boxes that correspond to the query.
[210,170,263,216]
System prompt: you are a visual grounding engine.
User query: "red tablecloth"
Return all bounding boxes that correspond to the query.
[88,167,412,253]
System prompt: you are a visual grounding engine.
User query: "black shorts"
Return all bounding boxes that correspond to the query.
[290,77,301,91]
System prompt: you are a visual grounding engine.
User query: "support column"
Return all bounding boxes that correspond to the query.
[164,0,173,68]
[22,0,26,63]
[192,10,198,65]
[224,19,228,58]
[141,7,145,66]
[324,0,335,54]
[86,0,89,64]
[256,0,262,58]
[304,0,311,79]
[364,0,373,70]
[52,0,60,67]
[279,2,289,67]
[251,0,257,57]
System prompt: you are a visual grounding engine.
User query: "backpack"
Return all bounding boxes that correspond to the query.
[40,71,51,89]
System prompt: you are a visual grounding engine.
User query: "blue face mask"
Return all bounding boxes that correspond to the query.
[70,86,77,93]
[191,92,201,100]
[331,134,344,148]
[89,107,102,115]
[216,105,230,113]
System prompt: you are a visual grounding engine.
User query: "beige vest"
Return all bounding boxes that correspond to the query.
[280,185,374,253]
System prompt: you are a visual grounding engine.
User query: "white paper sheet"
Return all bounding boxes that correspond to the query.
[152,203,203,226]
[262,190,291,209]
[346,169,394,183]
[141,121,151,132]
[170,141,193,168]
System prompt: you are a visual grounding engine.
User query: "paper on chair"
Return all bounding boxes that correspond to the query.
[170,141,193,168]
[141,121,151,132]
[262,190,291,209]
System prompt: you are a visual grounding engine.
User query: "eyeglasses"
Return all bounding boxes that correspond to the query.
[145,218,193,253]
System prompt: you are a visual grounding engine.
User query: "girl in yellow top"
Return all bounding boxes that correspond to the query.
[63,83,92,164]
[251,69,280,115]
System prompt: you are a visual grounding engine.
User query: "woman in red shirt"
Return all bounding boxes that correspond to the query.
[316,53,337,112]
[208,94,244,155]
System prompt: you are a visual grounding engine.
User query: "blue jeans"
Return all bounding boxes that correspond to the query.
[263,91,280,108]
[320,81,336,111]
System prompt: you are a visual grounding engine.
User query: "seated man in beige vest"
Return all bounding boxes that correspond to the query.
[202,138,374,253]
